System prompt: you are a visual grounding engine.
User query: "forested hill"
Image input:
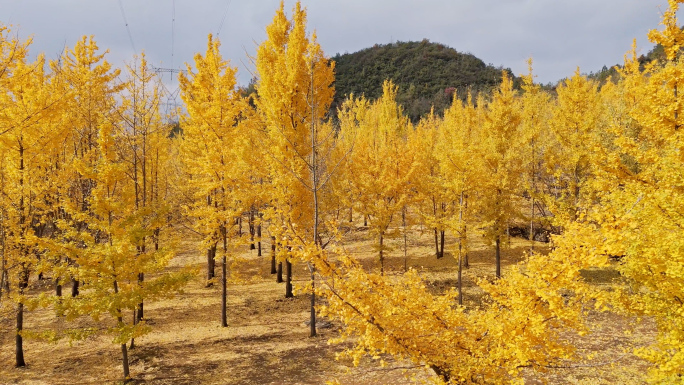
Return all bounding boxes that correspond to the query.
[587,42,679,85]
[331,40,518,121]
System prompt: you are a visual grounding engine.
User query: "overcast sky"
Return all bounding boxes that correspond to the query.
[0,0,673,89]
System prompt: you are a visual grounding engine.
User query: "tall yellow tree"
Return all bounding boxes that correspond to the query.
[544,69,603,227]
[413,110,453,260]
[52,36,122,298]
[438,91,482,303]
[255,0,335,336]
[340,82,416,275]
[179,34,253,327]
[109,53,174,340]
[556,1,684,381]
[478,73,522,278]
[55,116,191,381]
[0,44,65,367]
[518,60,552,251]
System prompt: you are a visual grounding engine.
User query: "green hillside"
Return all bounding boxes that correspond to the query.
[331,39,518,121]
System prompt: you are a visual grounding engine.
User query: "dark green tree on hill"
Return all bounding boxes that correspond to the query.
[332,40,518,121]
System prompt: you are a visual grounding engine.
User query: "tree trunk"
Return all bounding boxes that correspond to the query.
[440,230,445,259]
[496,236,501,279]
[530,196,535,254]
[15,302,25,367]
[458,245,463,306]
[349,207,353,223]
[130,310,137,349]
[309,264,316,337]
[206,243,216,287]
[277,262,283,283]
[249,211,255,250]
[113,278,131,382]
[430,365,451,384]
[154,228,160,252]
[221,225,228,328]
[363,215,367,227]
[402,207,408,272]
[1,268,9,297]
[256,220,262,257]
[285,260,293,298]
[137,271,144,322]
[121,343,131,382]
[434,228,440,258]
[71,278,80,297]
[379,232,385,275]
[458,191,465,305]
[270,237,277,274]
[56,280,62,297]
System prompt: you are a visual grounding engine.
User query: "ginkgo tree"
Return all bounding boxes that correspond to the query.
[255,0,336,337]
[338,81,416,275]
[53,35,123,299]
[477,73,523,278]
[556,1,684,381]
[179,33,254,328]
[438,91,482,304]
[0,41,66,367]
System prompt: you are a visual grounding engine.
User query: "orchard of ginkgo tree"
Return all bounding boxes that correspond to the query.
[2,1,684,384]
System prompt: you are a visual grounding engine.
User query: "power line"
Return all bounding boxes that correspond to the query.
[171,0,175,71]
[117,0,137,55]
[217,0,232,37]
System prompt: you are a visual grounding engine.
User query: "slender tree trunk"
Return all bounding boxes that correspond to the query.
[277,262,283,283]
[433,197,440,258]
[530,140,536,253]
[221,225,228,328]
[249,211,255,250]
[402,207,408,272]
[309,264,316,337]
[379,232,385,275]
[121,342,130,382]
[137,243,145,323]
[114,280,130,381]
[285,260,293,298]
[363,215,367,227]
[15,302,25,367]
[530,196,535,253]
[56,281,62,297]
[458,191,464,306]
[154,228,160,252]
[270,236,277,274]
[458,245,463,306]
[675,83,679,130]
[463,195,469,268]
[495,236,501,279]
[71,277,79,297]
[0,263,8,297]
[1,269,8,296]
[256,218,262,257]
[349,207,353,223]
[206,243,216,287]
[137,274,144,321]
[130,310,136,350]
[440,230,445,259]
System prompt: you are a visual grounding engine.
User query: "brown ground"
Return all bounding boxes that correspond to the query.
[0,218,656,384]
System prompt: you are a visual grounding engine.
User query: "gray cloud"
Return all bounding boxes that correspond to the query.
[0,0,671,88]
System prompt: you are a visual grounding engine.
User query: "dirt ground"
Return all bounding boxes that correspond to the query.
[0,217,656,384]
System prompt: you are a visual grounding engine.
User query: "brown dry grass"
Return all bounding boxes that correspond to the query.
[0,217,655,385]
